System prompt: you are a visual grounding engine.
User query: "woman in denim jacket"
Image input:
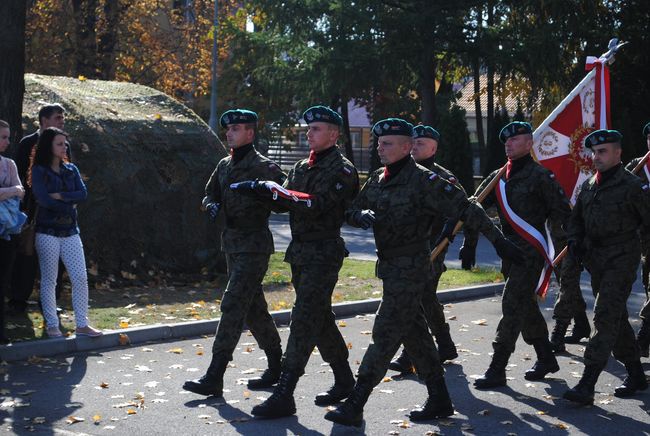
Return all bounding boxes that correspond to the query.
[29,127,102,338]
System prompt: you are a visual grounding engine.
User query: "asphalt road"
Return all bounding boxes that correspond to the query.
[1,295,648,435]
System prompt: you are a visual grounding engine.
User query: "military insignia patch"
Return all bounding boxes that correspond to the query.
[335,182,343,190]
[429,173,439,181]
[342,167,351,175]
[444,184,453,192]
[643,184,649,191]
[448,177,457,184]
[306,111,314,121]
[549,173,555,178]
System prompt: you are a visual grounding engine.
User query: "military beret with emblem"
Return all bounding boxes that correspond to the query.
[372,118,414,137]
[413,125,440,141]
[499,121,533,144]
[220,109,258,128]
[584,129,623,149]
[302,105,342,126]
[643,122,650,137]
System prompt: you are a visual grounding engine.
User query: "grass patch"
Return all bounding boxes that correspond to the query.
[3,253,502,342]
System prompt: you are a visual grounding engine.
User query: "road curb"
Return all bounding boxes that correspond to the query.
[0,283,503,362]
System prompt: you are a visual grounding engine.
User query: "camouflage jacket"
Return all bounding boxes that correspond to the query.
[346,157,503,276]
[278,147,359,266]
[471,157,571,255]
[425,161,466,245]
[204,148,286,254]
[625,156,650,243]
[568,164,650,248]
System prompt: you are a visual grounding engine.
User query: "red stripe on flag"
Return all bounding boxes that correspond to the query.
[538,155,581,201]
[548,95,584,137]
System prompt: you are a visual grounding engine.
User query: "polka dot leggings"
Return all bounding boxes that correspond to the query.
[35,233,90,329]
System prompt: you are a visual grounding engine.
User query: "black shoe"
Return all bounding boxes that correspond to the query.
[549,321,569,353]
[248,348,282,389]
[315,360,355,405]
[525,339,560,381]
[563,365,602,405]
[388,350,415,374]
[409,377,454,421]
[637,320,650,358]
[182,356,228,396]
[324,382,372,427]
[436,324,459,362]
[474,348,510,389]
[564,312,591,344]
[251,371,299,418]
[614,361,648,398]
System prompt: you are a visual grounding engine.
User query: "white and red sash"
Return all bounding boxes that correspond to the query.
[495,178,555,297]
[643,160,650,183]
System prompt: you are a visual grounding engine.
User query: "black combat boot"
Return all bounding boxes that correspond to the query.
[474,348,510,389]
[409,376,454,421]
[182,355,228,396]
[563,365,602,405]
[564,311,591,344]
[388,349,415,375]
[549,320,569,353]
[614,361,648,398]
[248,347,282,389]
[315,360,355,405]
[324,380,373,427]
[637,319,650,358]
[250,370,300,418]
[525,339,560,381]
[436,324,459,362]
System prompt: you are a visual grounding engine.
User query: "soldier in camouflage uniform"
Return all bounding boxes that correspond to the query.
[324,118,524,427]
[245,106,359,418]
[469,122,572,390]
[624,121,650,358]
[388,125,460,375]
[563,129,649,405]
[183,109,285,397]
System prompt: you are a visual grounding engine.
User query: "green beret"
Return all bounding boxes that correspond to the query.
[413,125,440,141]
[643,122,650,137]
[584,129,623,149]
[220,109,258,128]
[302,105,342,126]
[373,118,413,137]
[499,121,533,144]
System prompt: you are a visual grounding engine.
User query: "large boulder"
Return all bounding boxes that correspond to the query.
[20,74,228,279]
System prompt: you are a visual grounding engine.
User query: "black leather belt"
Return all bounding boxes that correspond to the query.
[292,230,340,242]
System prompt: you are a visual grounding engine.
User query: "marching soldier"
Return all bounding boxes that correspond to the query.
[183,109,285,397]
[624,121,650,358]
[245,106,359,418]
[389,125,459,375]
[470,121,572,389]
[324,118,523,426]
[564,129,649,405]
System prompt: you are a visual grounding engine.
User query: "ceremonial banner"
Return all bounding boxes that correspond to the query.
[531,57,610,205]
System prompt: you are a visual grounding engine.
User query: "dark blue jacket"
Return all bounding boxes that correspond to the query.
[31,163,87,236]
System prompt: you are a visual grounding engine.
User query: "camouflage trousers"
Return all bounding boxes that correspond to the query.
[420,258,448,336]
[639,239,650,319]
[358,253,443,386]
[211,253,281,358]
[282,263,349,375]
[552,252,587,323]
[493,254,549,353]
[583,243,641,367]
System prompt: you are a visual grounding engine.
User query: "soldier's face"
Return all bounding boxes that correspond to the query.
[0,127,10,153]
[378,136,411,165]
[504,134,532,160]
[411,138,438,162]
[591,142,621,172]
[42,112,65,130]
[226,124,254,148]
[307,122,338,153]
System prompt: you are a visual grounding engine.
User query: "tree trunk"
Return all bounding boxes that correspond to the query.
[486,2,495,152]
[97,0,121,80]
[72,0,98,78]
[473,55,486,173]
[0,0,26,147]
[419,48,437,126]
[340,98,355,165]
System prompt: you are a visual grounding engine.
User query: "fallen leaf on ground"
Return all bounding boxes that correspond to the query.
[126,409,137,415]
[100,382,109,389]
[118,334,130,345]
[93,415,101,424]
[167,348,183,354]
[471,319,488,326]
[66,416,84,424]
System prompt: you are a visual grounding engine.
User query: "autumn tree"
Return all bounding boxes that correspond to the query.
[0,1,27,145]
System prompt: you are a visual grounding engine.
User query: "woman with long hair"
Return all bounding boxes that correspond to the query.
[29,127,102,338]
[0,119,26,343]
